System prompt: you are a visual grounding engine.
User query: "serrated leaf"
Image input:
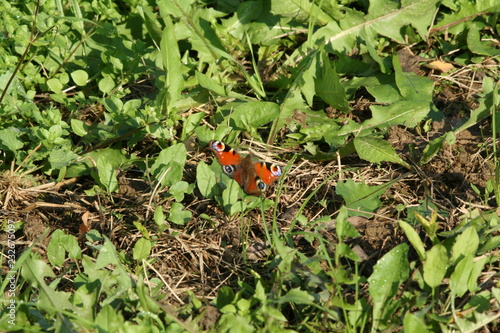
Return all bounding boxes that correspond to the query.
[354,136,411,169]
[316,52,349,112]
[48,148,79,169]
[363,101,430,129]
[335,179,385,217]
[0,127,24,152]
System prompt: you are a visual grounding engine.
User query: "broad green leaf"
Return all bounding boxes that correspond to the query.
[169,181,192,202]
[393,55,435,101]
[365,101,430,128]
[230,101,280,137]
[137,5,163,47]
[419,132,456,165]
[0,127,24,152]
[47,230,66,267]
[277,288,315,305]
[467,23,499,56]
[423,244,448,289]
[216,286,235,309]
[354,136,412,169]
[315,52,349,112]
[468,256,488,294]
[167,202,192,225]
[71,119,90,137]
[46,78,63,94]
[450,254,474,297]
[154,206,166,227]
[368,243,409,302]
[336,179,385,217]
[103,96,123,114]
[336,206,361,239]
[133,238,152,261]
[197,161,218,198]
[368,243,409,329]
[48,148,79,169]
[288,0,439,64]
[98,76,115,94]
[95,157,118,193]
[181,111,205,141]
[151,143,187,186]
[452,227,479,262]
[70,69,88,86]
[404,311,429,333]
[269,85,310,143]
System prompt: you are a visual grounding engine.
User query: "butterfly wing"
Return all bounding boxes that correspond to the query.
[209,140,282,196]
[209,140,242,166]
[254,162,282,185]
[209,140,243,185]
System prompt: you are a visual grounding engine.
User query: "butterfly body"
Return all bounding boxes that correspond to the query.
[209,140,281,196]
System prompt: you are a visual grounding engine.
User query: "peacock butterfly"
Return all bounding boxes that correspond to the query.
[209,140,282,196]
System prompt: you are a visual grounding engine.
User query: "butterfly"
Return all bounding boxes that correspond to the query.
[209,140,282,196]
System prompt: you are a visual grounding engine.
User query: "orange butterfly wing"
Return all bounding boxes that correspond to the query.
[209,140,281,196]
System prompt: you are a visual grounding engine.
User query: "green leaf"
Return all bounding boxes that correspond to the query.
[450,254,474,297]
[0,127,24,152]
[423,244,448,289]
[230,101,280,138]
[368,243,409,328]
[315,52,349,112]
[419,132,456,165]
[71,69,88,86]
[48,148,79,169]
[369,243,410,302]
[197,161,218,198]
[335,179,385,217]
[393,55,434,101]
[404,311,430,333]
[161,14,183,112]
[399,221,426,261]
[98,76,115,94]
[47,78,63,94]
[167,202,192,225]
[277,288,315,305]
[71,119,90,137]
[154,206,166,227]
[47,230,81,267]
[336,206,361,239]
[151,143,187,186]
[47,230,66,267]
[363,101,430,128]
[95,157,118,193]
[467,23,499,56]
[452,227,479,262]
[354,136,412,169]
[169,181,192,202]
[133,238,152,261]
